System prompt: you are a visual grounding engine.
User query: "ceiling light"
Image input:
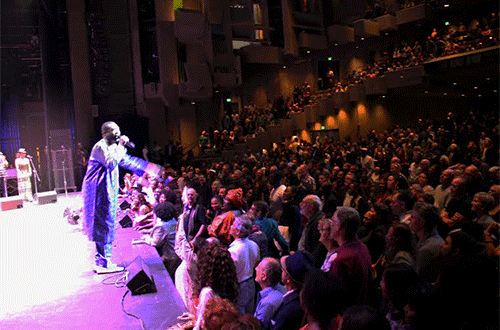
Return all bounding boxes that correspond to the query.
[283,65,286,69]
[444,4,450,7]
[361,37,365,41]
[424,91,429,94]
[453,82,457,86]
[461,94,465,97]
[191,102,196,105]
[478,94,482,97]
[474,86,478,89]
[306,50,310,54]
[443,92,448,96]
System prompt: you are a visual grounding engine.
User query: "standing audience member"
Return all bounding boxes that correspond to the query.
[193,243,238,330]
[250,201,289,258]
[228,216,261,314]
[409,202,444,284]
[271,251,313,330]
[254,258,286,329]
[390,190,414,225]
[299,269,346,330]
[329,206,372,306]
[433,169,453,212]
[132,202,180,280]
[298,195,323,255]
[181,188,208,245]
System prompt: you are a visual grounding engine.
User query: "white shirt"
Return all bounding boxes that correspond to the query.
[229,237,260,283]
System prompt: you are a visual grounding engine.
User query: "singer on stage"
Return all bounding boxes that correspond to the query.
[15,148,33,202]
[83,121,162,273]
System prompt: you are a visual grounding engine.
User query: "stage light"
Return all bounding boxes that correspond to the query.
[191,102,196,105]
[306,50,311,54]
[321,126,325,130]
[453,82,457,86]
[226,98,231,102]
[445,22,449,26]
[328,57,332,61]
[444,4,449,8]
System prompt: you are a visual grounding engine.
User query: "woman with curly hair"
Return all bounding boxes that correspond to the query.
[193,242,239,330]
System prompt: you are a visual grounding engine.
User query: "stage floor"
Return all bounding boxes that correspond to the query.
[0,192,186,330]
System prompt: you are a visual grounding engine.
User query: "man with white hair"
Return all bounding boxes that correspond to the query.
[254,258,286,329]
[229,216,260,314]
[298,195,323,254]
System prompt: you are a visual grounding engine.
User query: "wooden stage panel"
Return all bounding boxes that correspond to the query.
[0,192,186,330]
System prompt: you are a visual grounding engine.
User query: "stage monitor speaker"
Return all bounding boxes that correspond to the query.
[119,200,131,210]
[0,196,23,211]
[119,214,133,228]
[37,191,57,204]
[126,256,156,295]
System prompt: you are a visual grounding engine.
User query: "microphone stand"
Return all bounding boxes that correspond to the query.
[28,156,40,201]
[61,146,68,198]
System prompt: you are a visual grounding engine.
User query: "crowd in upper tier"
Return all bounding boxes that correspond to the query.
[116,104,499,330]
[195,12,499,157]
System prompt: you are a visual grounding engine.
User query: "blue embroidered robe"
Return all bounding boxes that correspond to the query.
[82,139,148,243]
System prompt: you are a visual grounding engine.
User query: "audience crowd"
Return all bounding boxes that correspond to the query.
[118,103,499,330]
[191,12,499,157]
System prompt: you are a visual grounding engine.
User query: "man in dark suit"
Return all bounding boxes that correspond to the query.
[270,251,313,330]
[181,187,208,245]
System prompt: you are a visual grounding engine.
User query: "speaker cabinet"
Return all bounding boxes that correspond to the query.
[126,256,157,295]
[119,214,133,228]
[37,191,57,204]
[0,196,24,211]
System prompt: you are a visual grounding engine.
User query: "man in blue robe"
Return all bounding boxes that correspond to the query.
[83,121,162,273]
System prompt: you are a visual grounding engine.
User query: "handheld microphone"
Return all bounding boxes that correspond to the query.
[119,136,135,148]
[27,155,33,159]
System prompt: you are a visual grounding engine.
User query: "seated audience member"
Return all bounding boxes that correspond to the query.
[409,202,444,284]
[470,191,495,230]
[271,251,313,330]
[229,216,261,314]
[250,201,289,258]
[202,296,239,330]
[299,269,346,330]
[254,258,286,329]
[193,243,238,330]
[209,188,245,245]
[340,305,390,330]
[132,202,180,280]
[329,206,372,306]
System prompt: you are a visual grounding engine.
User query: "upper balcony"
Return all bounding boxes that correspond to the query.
[298,31,327,50]
[238,44,282,64]
[327,25,355,45]
[174,9,207,44]
[395,4,435,25]
[178,62,213,100]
